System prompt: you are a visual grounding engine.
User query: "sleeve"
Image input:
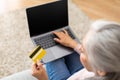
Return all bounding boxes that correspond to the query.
[73,44,81,54]
[0,70,38,80]
[67,68,95,80]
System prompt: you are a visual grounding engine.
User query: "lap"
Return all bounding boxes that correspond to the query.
[46,52,84,80]
[46,58,71,80]
[64,52,83,74]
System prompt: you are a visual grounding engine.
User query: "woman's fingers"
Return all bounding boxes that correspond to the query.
[54,38,62,43]
[37,60,45,70]
[63,29,68,35]
[53,31,62,39]
[53,30,67,38]
[32,63,36,69]
[32,62,38,74]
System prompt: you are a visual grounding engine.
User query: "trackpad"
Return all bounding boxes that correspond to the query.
[50,45,73,59]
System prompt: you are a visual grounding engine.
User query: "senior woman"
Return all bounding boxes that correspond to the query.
[32,20,120,80]
[1,20,120,80]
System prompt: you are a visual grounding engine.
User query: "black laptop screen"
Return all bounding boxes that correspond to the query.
[26,0,68,36]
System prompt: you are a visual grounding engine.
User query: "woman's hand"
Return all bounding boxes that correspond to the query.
[32,60,48,80]
[53,29,78,49]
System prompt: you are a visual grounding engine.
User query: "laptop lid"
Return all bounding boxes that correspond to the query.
[26,0,68,37]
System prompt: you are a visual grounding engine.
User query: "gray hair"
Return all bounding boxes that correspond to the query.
[85,20,120,79]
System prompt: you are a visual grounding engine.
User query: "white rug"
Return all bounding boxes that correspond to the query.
[0,0,92,78]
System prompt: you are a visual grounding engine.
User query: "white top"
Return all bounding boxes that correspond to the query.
[67,68,95,80]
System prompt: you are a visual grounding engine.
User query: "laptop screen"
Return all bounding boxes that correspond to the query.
[26,0,68,36]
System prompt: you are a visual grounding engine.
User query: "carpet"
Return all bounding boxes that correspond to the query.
[0,0,92,78]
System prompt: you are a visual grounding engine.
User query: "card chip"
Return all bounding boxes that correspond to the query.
[29,45,46,63]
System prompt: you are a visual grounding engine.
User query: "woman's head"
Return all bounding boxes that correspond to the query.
[81,20,120,76]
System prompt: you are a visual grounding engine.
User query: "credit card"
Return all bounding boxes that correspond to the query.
[29,45,46,63]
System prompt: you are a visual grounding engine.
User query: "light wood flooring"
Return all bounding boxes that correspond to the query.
[73,0,120,23]
[0,0,120,23]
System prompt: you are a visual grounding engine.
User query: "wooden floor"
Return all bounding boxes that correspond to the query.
[0,0,120,23]
[73,0,120,23]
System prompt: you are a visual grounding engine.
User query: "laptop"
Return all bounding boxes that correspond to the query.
[26,0,79,63]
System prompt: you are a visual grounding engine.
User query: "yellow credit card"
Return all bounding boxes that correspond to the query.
[29,45,46,63]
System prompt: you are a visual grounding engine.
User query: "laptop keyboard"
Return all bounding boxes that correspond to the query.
[34,28,75,49]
